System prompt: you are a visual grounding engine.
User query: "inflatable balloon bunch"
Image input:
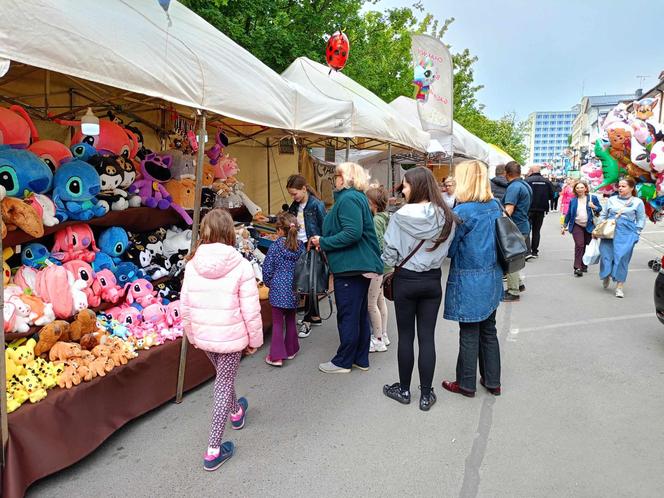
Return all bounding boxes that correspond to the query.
[583,97,664,221]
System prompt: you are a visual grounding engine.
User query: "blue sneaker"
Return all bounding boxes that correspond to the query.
[203,441,234,471]
[231,397,248,430]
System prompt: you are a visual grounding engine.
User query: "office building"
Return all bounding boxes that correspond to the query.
[525,108,579,166]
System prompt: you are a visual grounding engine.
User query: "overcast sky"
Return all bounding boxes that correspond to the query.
[371,0,663,120]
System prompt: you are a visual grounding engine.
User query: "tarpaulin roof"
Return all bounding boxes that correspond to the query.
[282,58,430,151]
[0,0,353,136]
[389,96,513,168]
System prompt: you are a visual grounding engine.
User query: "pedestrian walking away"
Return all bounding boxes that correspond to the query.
[502,161,532,301]
[180,209,263,471]
[562,180,601,276]
[382,166,457,411]
[442,160,503,398]
[262,213,305,366]
[596,177,646,298]
[490,164,509,202]
[525,165,554,258]
[310,162,383,374]
[286,174,327,337]
[366,186,391,352]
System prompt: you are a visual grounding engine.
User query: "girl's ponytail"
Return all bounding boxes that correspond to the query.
[276,212,300,251]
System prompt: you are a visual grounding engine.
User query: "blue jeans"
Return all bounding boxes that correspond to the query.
[456,310,501,391]
[331,275,371,369]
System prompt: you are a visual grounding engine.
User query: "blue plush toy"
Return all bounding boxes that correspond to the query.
[98,227,129,264]
[20,243,61,268]
[70,142,98,162]
[0,146,53,198]
[113,261,147,286]
[91,252,115,273]
[52,159,109,222]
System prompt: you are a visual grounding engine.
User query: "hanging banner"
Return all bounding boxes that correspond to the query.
[411,34,453,149]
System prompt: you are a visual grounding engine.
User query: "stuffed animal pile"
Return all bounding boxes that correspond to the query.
[581,97,664,221]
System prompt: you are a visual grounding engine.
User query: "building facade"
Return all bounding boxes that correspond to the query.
[570,93,636,166]
[525,108,579,166]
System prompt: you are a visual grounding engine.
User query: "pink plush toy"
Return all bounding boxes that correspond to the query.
[63,260,99,307]
[104,305,127,321]
[14,265,38,292]
[92,269,123,304]
[129,153,192,224]
[5,294,32,333]
[213,154,239,180]
[118,307,143,334]
[124,279,159,308]
[24,193,59,227]
[52,224,99,263]
[166,300,183,338]
[142,303,173,341]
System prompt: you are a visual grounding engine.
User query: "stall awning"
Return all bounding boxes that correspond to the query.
[389,96,514,168]
[282,58,430,151]
[0,0,353,137]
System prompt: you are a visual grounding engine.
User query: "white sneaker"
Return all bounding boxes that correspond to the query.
[602,277,611,289]
[615,288,624,298]
[369,336,387,353]
[298,322,311,338]
[382,332,390,346]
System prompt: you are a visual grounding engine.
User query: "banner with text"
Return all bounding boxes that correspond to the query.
[411,34,453,151]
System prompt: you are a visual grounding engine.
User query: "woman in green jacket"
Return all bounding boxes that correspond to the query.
[366,186,391,352]
[310,163,383,374]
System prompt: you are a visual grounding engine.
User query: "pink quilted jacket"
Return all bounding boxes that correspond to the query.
[180,243,263,354]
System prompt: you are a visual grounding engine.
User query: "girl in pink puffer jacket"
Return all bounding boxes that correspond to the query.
[180,209,263,471]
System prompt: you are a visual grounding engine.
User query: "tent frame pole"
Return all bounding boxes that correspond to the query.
[175,110,207,403]
[266,138,271,213]
[345,138,350,161]
[1,229,6,466]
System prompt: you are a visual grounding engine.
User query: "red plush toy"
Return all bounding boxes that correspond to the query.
[0,105,38,148]
[52,224,99,263]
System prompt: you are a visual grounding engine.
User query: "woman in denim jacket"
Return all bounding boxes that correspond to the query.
[442,160,503,398]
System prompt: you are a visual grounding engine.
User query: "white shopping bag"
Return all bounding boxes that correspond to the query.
[582,239,601,266]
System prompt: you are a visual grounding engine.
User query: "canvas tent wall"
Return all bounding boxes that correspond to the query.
[282,58,430,151]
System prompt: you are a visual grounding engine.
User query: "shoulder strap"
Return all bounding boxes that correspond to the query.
[397,239,426,270]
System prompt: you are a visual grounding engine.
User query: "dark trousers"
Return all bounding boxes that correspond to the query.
[331,275,371,369]
[394,268,442,392]
[550,196,559,211]
[529,211,545,255]
[302,294,320,322]
[572,223,592,270]
[456,310,501,392]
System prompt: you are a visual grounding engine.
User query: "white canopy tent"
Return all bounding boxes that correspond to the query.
[282,58,430,151]
[0,0,353,136]
[389,96,514,171]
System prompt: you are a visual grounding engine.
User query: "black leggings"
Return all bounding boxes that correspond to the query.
[394,268,442,392]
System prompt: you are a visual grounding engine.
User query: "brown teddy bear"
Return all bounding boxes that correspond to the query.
[49,342,82,363]
[69,309,98,342]
[607,127,632,165]
[1,194,44,238]
[34,320,71,357]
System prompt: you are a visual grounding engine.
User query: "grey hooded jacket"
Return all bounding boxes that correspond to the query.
[382,202,455,272]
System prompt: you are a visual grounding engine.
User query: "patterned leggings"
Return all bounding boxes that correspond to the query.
[205,351,242,448]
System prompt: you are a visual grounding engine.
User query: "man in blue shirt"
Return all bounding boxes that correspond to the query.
[502,161,532,301]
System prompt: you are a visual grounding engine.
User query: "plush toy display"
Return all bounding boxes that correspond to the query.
[61,118,139,159]
[130,153,193,224]
[70,142,98,162]
[21,243,61,268]
[52,159,108,221]
[113,261,146,286]
[92,269,123,304]
[0,105,37,148]
[0,147,53,198]
[125,278,159,308]
[63,260,99,307]
[2,194,44,238]
[53,223,99,263]
[24,192,59,227]
[89,155,130,211]
[28,140,73,172]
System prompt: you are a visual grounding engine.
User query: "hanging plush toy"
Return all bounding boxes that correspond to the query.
[633,96,660,121]
[594,139,625,191]
[650,141,664,174]
[130,153,193,224]
[205,131,229,166]
[0,147,53,198]
[28,140,73,173]
[325,31,350,72]
[52,159,108,221]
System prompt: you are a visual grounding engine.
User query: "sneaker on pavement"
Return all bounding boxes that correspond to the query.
[602,277,611,289]
[502,292,520,302]
[369,336,387,353]
[230,398,248,430]
[419,388,437,411]
[519,284,526,292]
[352,363,369,371]
[319,361,351,374]
[615,288,624,298]
[382,332,390,346]
[298,322,311,338]
[203,441,235,471]
[383,382,411,404]
[265,355,283,367]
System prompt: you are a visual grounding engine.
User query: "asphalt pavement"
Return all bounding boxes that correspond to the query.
[28,213,664,497]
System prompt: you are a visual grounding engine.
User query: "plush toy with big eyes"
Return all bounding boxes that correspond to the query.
[21,243,61,269]
[70,142,98,162]
[0,147,53,198]
[29,140,73,173]
[52,159,109,222]
[98,227,129,264]
[88,155,129,211]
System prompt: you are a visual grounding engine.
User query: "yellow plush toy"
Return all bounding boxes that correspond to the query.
[7,379,29,413]
[19,372,48,403]
[5,350,20,380]
[6,338,37,375]
[3,247,12,285]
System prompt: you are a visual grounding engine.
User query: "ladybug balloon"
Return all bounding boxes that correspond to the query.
[325,31,350,72]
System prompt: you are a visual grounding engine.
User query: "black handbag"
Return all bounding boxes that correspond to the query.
[294,249,333,319]
[382,240,425,301]
[495,200,528,273]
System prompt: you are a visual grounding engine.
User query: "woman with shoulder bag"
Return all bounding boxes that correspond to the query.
[286,174,327,336]
[381,167,456,411]
[562,180,602,277]
[310,163,383,374]
[440,160,503,398]
[595,177,646,298]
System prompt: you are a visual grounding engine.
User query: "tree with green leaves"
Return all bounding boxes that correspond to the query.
[184,0,526,162]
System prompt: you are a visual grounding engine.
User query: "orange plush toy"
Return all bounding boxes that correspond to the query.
[69,309,98,342]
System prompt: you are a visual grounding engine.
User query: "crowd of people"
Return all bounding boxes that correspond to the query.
[179,159,646,471]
